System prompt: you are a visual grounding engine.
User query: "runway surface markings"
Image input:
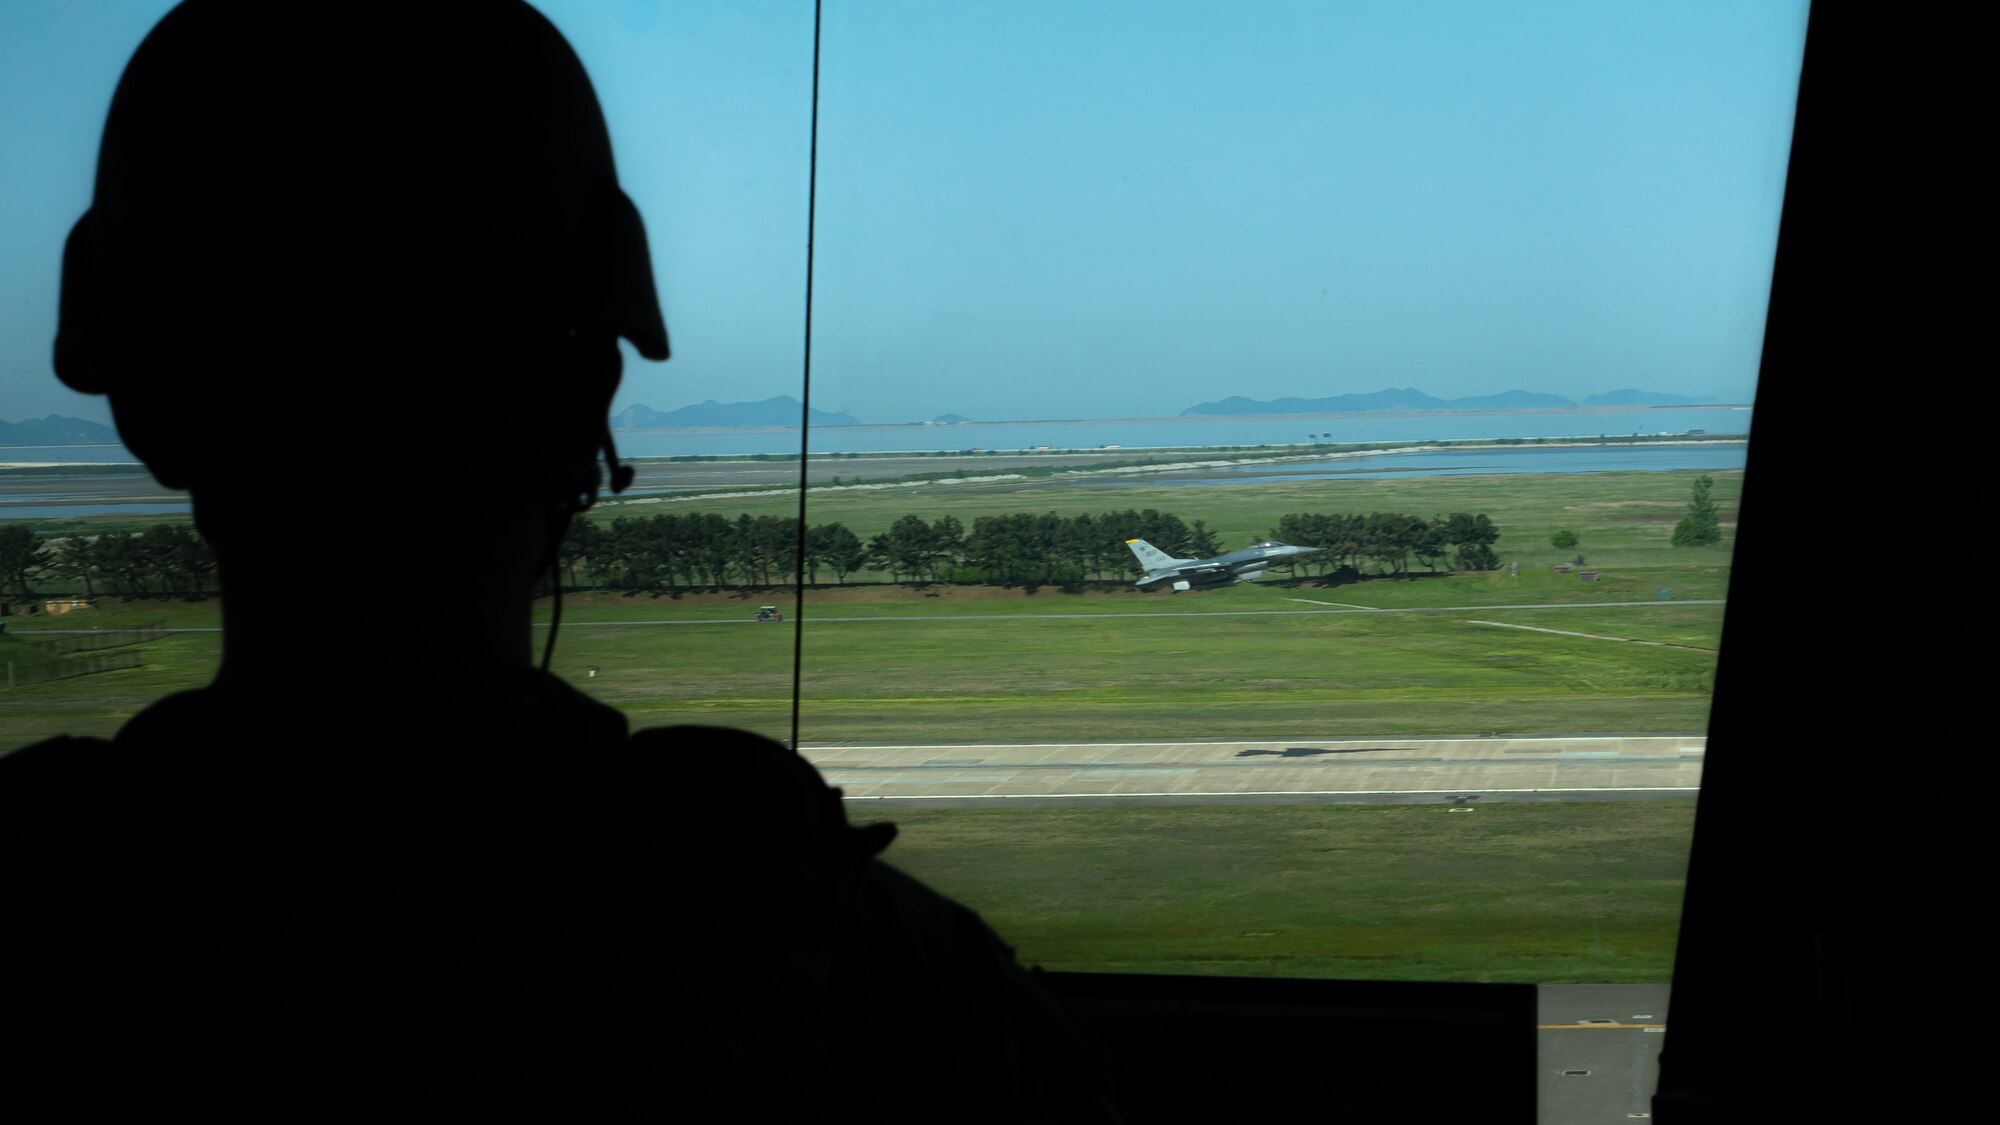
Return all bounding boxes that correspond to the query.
[1465,619,1716,651]
[821,756,1689,772]
[807,737,1701,751]
[835,786,1701,800]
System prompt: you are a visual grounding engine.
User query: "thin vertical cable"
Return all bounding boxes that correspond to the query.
[789,0,822,753]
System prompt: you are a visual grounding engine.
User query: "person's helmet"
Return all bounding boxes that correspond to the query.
[53,0,666,498]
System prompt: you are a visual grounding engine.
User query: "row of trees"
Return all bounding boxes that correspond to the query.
[1270,511,1502,577]
[564,509,1231,591]
[557,507,1502,592]
[0,524,216,599]
[958,510,1222,585]
[0,504,1509,599]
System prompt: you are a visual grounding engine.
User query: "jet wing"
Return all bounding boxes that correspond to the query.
[1138,564,1230,586]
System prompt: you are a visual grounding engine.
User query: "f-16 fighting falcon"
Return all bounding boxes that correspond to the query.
[1125,537,1323,591]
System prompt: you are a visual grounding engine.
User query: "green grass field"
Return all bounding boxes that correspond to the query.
[560,594,1720,745]
[0,585,1722,751]
[870,802,1694,982]
[0,623,219,749]
[545,559,1725,744]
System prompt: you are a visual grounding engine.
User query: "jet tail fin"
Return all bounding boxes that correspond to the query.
[1126,538,1191,572]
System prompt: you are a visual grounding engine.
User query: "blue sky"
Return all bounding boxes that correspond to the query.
[1,0,1807,426]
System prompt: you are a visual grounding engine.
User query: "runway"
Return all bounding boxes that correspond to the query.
[1539,984,1671,1123]
[805,735,1704,806]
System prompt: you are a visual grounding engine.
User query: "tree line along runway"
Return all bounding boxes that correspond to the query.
[802,735,1705,806]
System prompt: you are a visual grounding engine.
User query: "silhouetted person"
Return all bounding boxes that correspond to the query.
[0,3,1116,1119]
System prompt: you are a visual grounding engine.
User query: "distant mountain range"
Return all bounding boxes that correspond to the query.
[613,396,861,429]
[1181,388,1721,416]
[0,415,120,446]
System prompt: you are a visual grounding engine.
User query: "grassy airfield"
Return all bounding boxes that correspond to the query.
[874,802,1694,982]
[0,567,1729,751]
[550,579,1723,745]
[0,467,1730,982]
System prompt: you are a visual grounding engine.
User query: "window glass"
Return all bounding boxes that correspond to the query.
[795,0,1805,992]
[2,5,1805,1119]
[1,0,1808,1000]
[523,0,820,744]
[0,2,817,751]
[1,0,212,749]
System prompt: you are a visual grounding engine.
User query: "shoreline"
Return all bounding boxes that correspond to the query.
[2,435,1750,515]
[599,437,1749,506]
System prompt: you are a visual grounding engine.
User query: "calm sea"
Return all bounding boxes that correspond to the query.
[0,406,1750,464]
[702,405,1747,457]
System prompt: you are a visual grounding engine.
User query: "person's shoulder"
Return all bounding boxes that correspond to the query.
[615,724,897,858]
[0,734,136,818]
[0,690,234,853]
[624,724,825,794]
[0,733,161,944]
[1,732,116,768]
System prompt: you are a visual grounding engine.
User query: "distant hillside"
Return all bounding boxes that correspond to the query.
[1180,388,1730,416]
[0,415,120,445]
[614,396,862,429]
[1181,388,1576,416]
[931,413,973,424]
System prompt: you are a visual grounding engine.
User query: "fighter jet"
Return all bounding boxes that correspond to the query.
[1125,537,1323,591]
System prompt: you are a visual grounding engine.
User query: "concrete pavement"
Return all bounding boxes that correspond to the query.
[807,734,1704,805]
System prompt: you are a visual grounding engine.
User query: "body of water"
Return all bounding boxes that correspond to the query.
[0,444,141,464]
[1083,441,1747,487]
[766,405,1745,457]
[0,500,194,520]
[1,406,1750,464]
